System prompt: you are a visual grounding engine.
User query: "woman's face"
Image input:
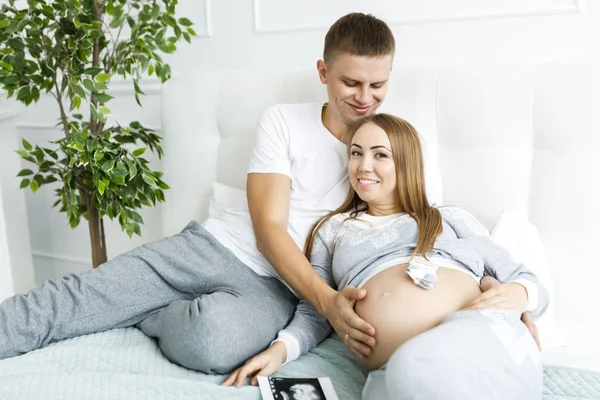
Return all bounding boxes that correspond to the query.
[348,123,399,212]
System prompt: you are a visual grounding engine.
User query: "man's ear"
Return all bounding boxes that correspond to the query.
[316,60,327,84]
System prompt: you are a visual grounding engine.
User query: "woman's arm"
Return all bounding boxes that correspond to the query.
[222,230,335,388]
[479,276,541,350]
[271,228,336,362]
[442,207,550,319]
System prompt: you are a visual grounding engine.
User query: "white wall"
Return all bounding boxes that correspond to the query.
[0,0,599,284]
[0,110,35,301]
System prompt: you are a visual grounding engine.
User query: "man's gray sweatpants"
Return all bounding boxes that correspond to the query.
[0,221,298,374]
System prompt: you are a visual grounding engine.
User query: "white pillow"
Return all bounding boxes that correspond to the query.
[208,182,247,218]
[490,209,564,349]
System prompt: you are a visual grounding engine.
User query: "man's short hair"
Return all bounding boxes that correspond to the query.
[323,12,395,63]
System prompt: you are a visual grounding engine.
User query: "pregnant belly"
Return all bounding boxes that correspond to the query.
[354,263,482,370]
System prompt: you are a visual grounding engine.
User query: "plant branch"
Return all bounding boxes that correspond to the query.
[90,0,104,137]
[53,72,70,138]
[106,21,124,74]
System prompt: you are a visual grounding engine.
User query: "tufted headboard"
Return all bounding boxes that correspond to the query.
[160,63,600,323]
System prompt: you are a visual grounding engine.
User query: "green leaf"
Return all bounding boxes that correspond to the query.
[94,82,108,91]
[43,148,59,160]
[0,61,12,72]
[93,93,114,103]
[94,150,104,162]
[90,105,106,123]
[73,95,81,109]
[73,142,84,152]
[99,106,111,115]
[133,80,145,95]
[41,5,54,16]
[101,159,115,172]
[157,181,170,190]
[39,161,54,171]
[17,86,32,105]
[33,174,44,185]
[29,180,39,193]
[0,19,10,29]
[17,169,33,177]
[84,67,104,75]
[178,18,193,27]
[114,175,125,185]
[112,167,128,177]
[128,161,137,180]
[15,149,30,158]
[31,87,40,102]
[131,212,143,223]
[98,180,106,195]
[20,178,30,189]
[132,147,146,157]
[30,74,44,84]
[8,38,24,50]
[73,84,86,98]
[21,138,32,151]
[147,64,155,76]
[83,79,95,91]
[109,15,125,29]
[142,173,155,185]
[69,190,77,206]
[95,73,110,83]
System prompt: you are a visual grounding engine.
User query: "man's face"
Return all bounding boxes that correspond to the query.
[318,53,393,127]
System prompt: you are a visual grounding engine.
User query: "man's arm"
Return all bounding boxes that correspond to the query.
[247,173,376,352]
[247,173,337,311]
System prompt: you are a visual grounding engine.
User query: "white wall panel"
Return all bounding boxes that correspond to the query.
[254,0,584,33]
[1,0,599,282]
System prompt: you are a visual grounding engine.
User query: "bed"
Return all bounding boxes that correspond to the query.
[0,327,599,399]
[1,62,599,399]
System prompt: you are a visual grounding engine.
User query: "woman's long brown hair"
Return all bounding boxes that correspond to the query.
[304,114,442,259]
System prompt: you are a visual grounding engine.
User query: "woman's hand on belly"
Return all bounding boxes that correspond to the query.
[353,263,482,370]
[465,279,528,313]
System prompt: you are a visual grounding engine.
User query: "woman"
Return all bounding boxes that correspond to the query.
[223,114,548,399]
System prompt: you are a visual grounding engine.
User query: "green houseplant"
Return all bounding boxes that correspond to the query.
[0,0,195,267]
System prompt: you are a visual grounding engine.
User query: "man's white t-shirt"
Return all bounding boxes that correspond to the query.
[202,103,349,290]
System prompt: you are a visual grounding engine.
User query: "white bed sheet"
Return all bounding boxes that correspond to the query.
[0,328,368,400]
[541,318,600,372]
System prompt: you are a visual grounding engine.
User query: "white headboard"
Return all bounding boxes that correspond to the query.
[160,63,600,322]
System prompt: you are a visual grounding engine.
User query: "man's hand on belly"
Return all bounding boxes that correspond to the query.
[322,286,377,360]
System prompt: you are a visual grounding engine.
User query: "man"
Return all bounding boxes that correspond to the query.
[242,11,396,361]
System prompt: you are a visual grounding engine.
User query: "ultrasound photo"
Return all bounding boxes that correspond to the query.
[258,376,339,400]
